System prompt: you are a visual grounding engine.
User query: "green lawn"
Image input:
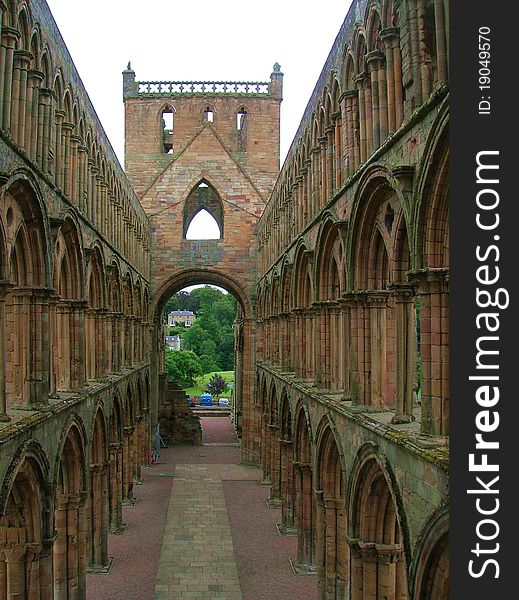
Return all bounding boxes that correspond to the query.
[184,371,235,397]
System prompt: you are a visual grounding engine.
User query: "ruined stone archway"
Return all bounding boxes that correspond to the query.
[149,268,259,463]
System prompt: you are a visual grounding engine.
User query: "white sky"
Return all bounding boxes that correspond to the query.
[45,0,351,237]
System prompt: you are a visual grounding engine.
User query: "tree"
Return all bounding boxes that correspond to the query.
[164,350,202,387]
[183,322,207,355]
[191,285,224,311]
[199,354,219,374]
[206,373,227,397]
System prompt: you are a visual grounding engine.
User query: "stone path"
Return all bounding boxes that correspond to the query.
[154,463,242,599]
[87,417,317,600]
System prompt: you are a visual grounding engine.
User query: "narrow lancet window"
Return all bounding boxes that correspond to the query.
[162,108,174,153]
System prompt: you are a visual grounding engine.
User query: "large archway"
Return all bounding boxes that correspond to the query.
[150,268,258,463]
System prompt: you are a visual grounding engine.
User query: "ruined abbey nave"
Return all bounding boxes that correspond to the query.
[0,0,448,598]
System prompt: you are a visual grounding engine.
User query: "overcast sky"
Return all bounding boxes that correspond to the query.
[45,0,351,244]
[46,0,350,163]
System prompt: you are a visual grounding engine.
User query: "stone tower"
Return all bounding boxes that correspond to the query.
[122,64,283,450]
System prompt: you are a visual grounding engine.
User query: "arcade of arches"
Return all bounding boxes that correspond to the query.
[0,0,449,598]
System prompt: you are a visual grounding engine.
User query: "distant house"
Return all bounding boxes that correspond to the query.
[167,310,196,328]
[165,335,182,350]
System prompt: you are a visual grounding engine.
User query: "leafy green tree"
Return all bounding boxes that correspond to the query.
[218,330,235,370]
[164,350,202,387]
[199,354,219,374]
[163,286,237,382]
[206,373,227,397]
[191,286,224,311]
[212,298,236,327]
[183,322,207,355]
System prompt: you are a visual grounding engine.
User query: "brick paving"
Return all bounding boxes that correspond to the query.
[88,417,316,600]
[154,464,242,599]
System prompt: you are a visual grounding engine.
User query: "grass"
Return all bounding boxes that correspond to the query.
[184,370,235,397]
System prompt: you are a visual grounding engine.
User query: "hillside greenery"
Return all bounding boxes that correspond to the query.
[164,287,237,381]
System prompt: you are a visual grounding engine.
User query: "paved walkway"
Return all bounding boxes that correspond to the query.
[87,417,317,600]
[154,463,242,599]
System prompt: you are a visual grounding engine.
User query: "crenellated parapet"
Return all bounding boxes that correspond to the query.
[123,62,282,101]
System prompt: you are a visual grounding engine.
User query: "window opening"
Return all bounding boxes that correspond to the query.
[236,108,247,131]
[162,108,174,154]
[203,106,214,123]
[185,209,221,240]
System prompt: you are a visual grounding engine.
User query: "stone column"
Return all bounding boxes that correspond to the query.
[0,27,19,132]
[343,90,360,175]
[26,69,44,160]
[367,291,390,407]
[279,438,296,533]
[434,0,448,84]
[391,283,417,423]
[11,49,31,148]
[410,268,449,435]
[268,424,282,506]
[323,497,339,600]
[374,544,405,600]
[28,287,51,407]
[318,136,328,207]
[122,426,135,505]
[88,463,109,571]
[69,134,81,204]
[53,109,65,189]
[325,125,335,197]
[70,300,86,389]
[339,294,354,401]
[37,88,52,172]
[109,442,124,533]
[54,493,87,600]
[294,462,315,569]
[0,281,12,421]
[314,489,326,600]
[332,113,342,190]
[380,28,401,134]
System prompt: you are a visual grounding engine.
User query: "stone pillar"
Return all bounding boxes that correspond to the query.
[318,136,328,207]
[109,442,124,533]
[88,463,109,571]
[26,69,44,160]
[0,27,19,132]
[367,291,390,407]
[410,268,449,435]
[325,125,335,197]
[380,28,402,134]
[343,90,360,175]
[70,300,86,389]
[294,462,315,568]
[133,417,143,483]
[391,283,417,423]
[367,51,382,150]
[11,49,31,148]
[28,288,51,406]
[314,489,326,600]
[69,134,81,204]
[323,496,339,600]
[279,438,296,533]
[332,114,342,191]
[339,294,353,401]
[37,88,52,172]
[53,109,65,189]
[0,281,12,421]
[434,0,448,84]
[122,426,135,505]
[54,493,87,600]
[268,424,281,505]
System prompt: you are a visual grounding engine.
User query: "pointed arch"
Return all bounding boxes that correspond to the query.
[347,444,410,600]
[183,179,224,239]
